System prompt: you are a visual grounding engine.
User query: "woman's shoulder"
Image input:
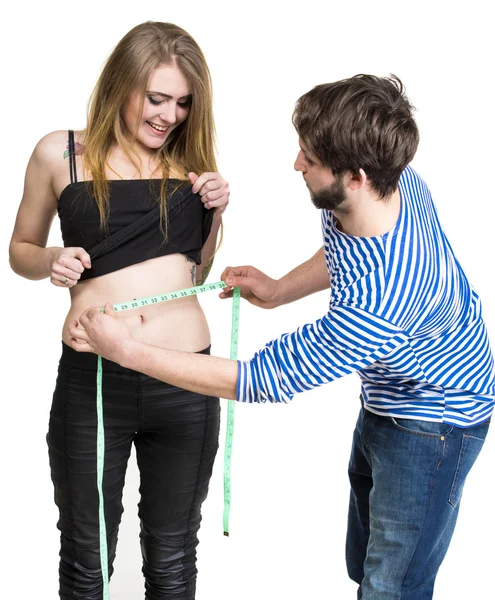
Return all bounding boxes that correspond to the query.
[31,130,66,167]
[33,130,86,162]
[31,130,85,183]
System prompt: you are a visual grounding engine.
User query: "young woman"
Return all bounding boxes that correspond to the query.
[9,21,229,600]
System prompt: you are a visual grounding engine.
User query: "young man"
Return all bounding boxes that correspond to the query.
[69,75,494,599]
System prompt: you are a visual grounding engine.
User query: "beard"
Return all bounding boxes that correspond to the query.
[310,176,346,211]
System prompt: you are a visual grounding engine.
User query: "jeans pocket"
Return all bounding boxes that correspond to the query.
[449,431,487,508]
[390,416,454,439]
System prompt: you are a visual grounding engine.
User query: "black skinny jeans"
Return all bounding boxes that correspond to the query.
[47,343,220,600]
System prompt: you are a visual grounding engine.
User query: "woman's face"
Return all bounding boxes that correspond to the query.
[123,62,192,151]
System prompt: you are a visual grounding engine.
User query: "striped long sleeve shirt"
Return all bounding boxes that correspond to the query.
[237,166,495,427]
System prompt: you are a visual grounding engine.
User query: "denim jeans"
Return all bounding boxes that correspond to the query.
[346,405,490,599]
[47,343,220,600]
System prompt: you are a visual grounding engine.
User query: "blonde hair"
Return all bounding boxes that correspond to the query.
[83,21,218,232]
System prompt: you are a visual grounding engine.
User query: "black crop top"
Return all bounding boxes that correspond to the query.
[57,131,213,281]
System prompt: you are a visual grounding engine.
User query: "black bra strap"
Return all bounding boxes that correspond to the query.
[68,130,78,184]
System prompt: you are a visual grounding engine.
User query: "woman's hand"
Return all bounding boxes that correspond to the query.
[50,247,91,288]
[188,172,229,216]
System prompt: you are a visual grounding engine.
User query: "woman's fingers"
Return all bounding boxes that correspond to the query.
[51,274,77,287]
[51,257,86,287]
[190,172,216,194]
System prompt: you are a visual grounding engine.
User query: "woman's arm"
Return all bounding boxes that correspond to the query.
[187,171,229,285]
[9,131,91,285]
[197,212,222,285]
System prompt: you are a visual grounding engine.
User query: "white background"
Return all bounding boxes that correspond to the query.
[1,1,494,598]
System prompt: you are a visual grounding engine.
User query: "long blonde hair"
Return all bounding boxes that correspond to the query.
[83,21,218,231]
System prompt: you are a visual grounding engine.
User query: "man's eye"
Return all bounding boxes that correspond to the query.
[147,96,163,106]
[306,157,315,166]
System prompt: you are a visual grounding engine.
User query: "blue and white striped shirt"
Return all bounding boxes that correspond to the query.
[237,166,495,427]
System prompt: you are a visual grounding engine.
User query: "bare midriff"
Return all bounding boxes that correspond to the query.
[62,254,211,352]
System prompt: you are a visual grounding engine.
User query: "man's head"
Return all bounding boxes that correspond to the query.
[293,74,419,205]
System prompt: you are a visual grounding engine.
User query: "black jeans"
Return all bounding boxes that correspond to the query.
[47,343,220,600]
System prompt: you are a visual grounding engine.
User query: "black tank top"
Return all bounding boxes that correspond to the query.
[57,131,213,281]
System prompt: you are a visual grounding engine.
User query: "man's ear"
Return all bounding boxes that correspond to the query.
[347,168,367,192]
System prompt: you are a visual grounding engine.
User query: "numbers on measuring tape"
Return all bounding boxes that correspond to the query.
[112,281,228,313]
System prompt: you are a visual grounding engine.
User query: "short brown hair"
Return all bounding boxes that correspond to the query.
[292,74,419,198]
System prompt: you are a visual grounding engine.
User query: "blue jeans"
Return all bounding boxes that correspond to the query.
[346,405,490,599]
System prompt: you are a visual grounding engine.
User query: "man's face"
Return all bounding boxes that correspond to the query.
[294,139,346,211]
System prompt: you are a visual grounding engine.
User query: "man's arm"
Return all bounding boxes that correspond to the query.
[219,247,329,309]
[238,305,407,403]
[69,301,405,405]
[276,246,329,305]
[69,304,239,399]
[126,341,238,399]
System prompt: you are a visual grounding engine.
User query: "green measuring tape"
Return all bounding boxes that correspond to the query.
[96,281,240,599]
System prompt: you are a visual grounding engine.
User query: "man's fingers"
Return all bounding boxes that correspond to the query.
[69,322,89,342]
[221,266,243,281]
[68,337,95,353]
[219,288,233,300]
[223,275,253,288]
[79,306,99,328]
[103,302,115,315]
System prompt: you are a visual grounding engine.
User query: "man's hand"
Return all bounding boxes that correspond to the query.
[219,265,281,309]
[68,303,135,364]
[219,248,329,308]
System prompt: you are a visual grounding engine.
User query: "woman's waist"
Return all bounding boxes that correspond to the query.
[63,264,211,349]
[63,302,210,350]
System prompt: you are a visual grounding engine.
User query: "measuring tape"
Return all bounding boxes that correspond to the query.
[96,280,240,599]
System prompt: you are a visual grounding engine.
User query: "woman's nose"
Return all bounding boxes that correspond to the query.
[159,103,177,125]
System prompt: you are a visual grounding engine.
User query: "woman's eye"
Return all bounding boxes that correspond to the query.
[177,101,190,109]
[147,96,162,106]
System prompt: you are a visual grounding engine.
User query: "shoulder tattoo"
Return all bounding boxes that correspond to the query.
[63,140,85,159]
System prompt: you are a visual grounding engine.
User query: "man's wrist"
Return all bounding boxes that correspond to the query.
[272,279,286,308]
[119,338,143,370]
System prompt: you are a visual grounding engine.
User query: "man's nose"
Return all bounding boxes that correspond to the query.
[294,150,306,172]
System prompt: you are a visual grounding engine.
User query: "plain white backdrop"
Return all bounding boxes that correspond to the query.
[1,1,494,598]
